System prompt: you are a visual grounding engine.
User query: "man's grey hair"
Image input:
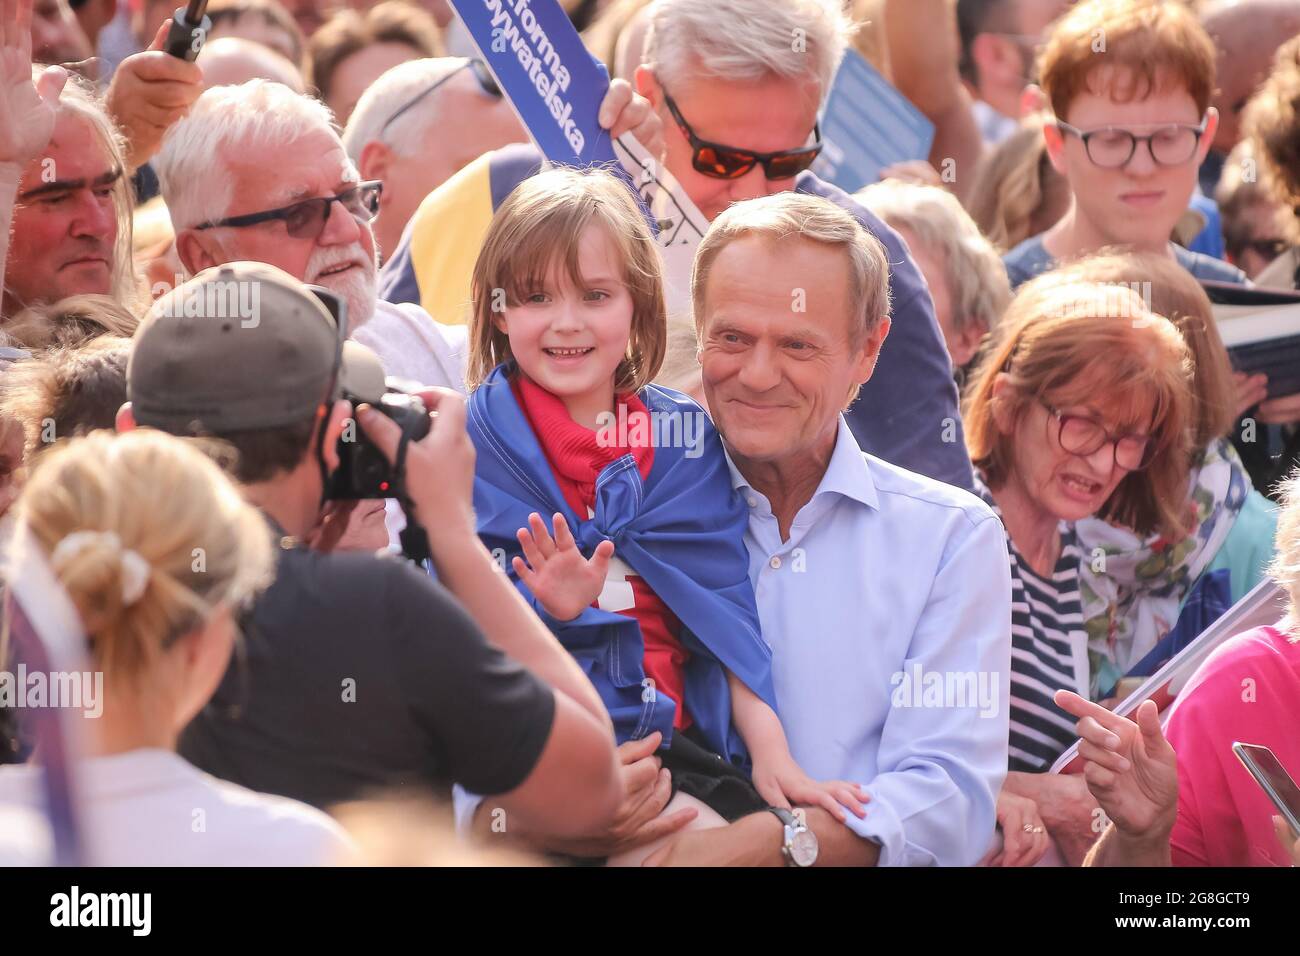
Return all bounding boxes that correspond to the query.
[342,57,469,162]
[691,192,891,345]
[39,68,140,312]
[645,0,853,96]
[155,79,343,230]
[857,179,1010,338]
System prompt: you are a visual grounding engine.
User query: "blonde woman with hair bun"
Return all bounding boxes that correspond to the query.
[0,430,352,866]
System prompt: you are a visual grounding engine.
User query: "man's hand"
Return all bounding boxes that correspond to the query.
[1233,371,1269,419]
[0,0,67,168]
[106,19,203,169]
[304,499,388,553]
[539,732,698,859]
[598,77,663,158]
[1002,768,1100,866]
[513,511,613,622]
[355,386,477,546]
[1055,691,1179,842]
[1256,390,1300,426]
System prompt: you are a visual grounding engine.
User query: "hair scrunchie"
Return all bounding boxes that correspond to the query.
[50,530,151,607]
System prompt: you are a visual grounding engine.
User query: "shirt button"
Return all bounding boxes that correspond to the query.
[769,556,782,570]
[747,496,758,508]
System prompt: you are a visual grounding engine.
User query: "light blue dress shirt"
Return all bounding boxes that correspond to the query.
[727,417,1013,866]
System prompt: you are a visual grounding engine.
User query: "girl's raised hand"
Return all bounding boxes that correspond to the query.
[513,512,615,622]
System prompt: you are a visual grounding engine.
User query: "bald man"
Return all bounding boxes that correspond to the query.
[1201,0,1300,192]
[198,35,304,90]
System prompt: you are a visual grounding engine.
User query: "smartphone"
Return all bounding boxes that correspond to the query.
[1232,741,1300,836]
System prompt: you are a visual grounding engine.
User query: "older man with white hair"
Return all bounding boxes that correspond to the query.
[381,0,972,490]
[154,75,657,390]
[342,57,526,262]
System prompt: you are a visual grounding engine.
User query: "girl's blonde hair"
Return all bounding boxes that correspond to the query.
[963,279,1195,538]
[1028,251,1237,452]
[466,167,667,393]
[12,430,272,683]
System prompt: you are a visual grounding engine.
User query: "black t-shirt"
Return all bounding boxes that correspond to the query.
[179,525,556,810]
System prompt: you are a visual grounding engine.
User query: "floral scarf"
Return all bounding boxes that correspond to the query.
[1076,437,1250,697]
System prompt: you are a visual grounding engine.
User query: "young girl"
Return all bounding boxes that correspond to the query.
[0,430,352,865]
[465,168,866,849]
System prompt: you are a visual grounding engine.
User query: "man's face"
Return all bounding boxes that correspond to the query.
[639,66,822,224]
[329,42,424,125]
[1048,79,1216,248]
[32,0,91,63]
[699,235,887,468]
[5,113,119,315]
[366,70,526,259]
[181,128,379,333]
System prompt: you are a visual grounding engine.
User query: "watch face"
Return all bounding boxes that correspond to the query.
[790,829,819,867]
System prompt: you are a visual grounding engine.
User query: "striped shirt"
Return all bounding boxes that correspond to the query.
[975,477,1090,772]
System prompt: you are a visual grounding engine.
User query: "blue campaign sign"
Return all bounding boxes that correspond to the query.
[812,49,935,193]
[449,0,616,167]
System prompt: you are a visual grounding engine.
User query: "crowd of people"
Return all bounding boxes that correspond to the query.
[0,0,1298,868]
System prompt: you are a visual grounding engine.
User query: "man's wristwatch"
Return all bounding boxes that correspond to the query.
[766,807,818,867]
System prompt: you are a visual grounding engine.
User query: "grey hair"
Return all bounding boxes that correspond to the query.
[691,192,891,345]
[155,79,343,230]
[857,179,1010,338]
[645,0,853,96]
[42,69,141,314]
[342,57,469,162]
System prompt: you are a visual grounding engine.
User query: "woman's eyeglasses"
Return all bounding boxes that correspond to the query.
[661,90,823,181]
[1043,401,1155,471]
[1055,116,1209,169]
[195,181,383,240]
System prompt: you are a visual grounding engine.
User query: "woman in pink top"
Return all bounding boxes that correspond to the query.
[1054,469,1300,867]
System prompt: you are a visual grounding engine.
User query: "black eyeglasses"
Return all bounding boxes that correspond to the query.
[196,181,383,240]
[1055,116,1208,169]
[661,90,822,181]
[1043,402,1155,471]
[378,59,501,140]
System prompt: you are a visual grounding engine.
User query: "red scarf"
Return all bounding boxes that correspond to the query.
[512,374,655,515]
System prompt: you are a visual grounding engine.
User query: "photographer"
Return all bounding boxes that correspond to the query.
[120,261,622,841]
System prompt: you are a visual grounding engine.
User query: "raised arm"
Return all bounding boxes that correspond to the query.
[0,0,68,315]
[882,0,984,203]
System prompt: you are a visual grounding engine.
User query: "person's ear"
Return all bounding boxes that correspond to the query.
[633,64,659,105]
[952,320,989,370]
[358,141,393,208]
[491,309,508,336]
[321,399,351,473]
[1020,83,1047,118]
[847,315,892,400]
[990,372,1017,433]
[1199,107,1220,161]
[175,228,220,276]
[1042,119,1069,174]
[115,403,136,433]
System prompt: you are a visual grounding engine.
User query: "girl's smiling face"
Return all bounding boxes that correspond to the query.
[495,223,635,428]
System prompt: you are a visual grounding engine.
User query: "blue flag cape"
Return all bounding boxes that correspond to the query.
[467,364,776,767]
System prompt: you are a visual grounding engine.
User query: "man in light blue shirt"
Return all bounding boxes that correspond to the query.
[644,192,1013,866]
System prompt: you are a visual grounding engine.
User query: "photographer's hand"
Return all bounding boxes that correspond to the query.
[355,389,610,727]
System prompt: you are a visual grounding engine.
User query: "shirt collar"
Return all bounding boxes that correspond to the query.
[724,415,879,512]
